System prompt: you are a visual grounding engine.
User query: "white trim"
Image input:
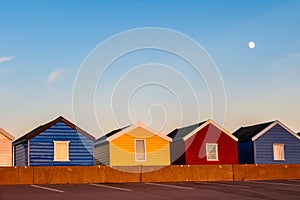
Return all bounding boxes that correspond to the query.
[273,143,285,161]
[94,139,108,146]
[28,140,30,166]
[53,141,70,162]
[182,120,210,141]
[182,119,238,142]
[12,144,14,166]
[0,127,15,140]
[206,143,219,161]
[107,122,172,142]
[253,142,257,164]
[134,139,147,162]
[252,120,300,141]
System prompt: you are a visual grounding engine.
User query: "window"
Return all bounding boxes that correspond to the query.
[273,144,285,161]
[206,143,218,161]
[135,139,146,161]
[54,141,70,162]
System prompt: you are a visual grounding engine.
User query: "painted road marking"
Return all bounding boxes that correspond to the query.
[90,183,132,192]
[145,182,194,190]
[288,180,300,182]
[196,182,251,188]
[30,185,65,193]
[247,181,300,187]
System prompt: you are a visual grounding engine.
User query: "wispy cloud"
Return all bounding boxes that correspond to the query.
[47,69,65,83]
[0,56,14,63]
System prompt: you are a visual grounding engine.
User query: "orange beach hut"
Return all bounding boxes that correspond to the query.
[0,127,15,166]
[94,122,171,166]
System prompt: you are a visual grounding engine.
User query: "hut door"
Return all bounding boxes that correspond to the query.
[135,139,146,161]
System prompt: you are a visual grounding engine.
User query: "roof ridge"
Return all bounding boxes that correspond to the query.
[177,120,208,130]
[233,121,276,142]
[13,116,95,144]
[240,120,276,129]
[167,120,208,139]
[95,125,131,141]
[0,127,15,140]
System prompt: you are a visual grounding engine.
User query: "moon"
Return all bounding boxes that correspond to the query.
[248,41,256,49]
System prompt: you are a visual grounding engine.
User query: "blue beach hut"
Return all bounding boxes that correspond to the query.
[233,120,300,164]
[13,116,95,166]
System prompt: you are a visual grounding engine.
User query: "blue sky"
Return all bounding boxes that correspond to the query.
[0,0,300,138]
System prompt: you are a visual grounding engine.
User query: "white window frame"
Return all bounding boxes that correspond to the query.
[53,141,70,162]
[273,143,285,161]
[134,139,146,162]
[206,143,219,161]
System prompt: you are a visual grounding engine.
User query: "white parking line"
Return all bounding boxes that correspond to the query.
[288,180,300,182]
[145,182,194,190]
[90,183,132,192]
[30,185,65,193]
[247,181,300,187]
[196,182,251,188]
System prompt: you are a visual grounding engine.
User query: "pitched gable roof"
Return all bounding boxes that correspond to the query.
[95,125,130,143]
[233,120,300,142]
[13,116,95,145]
[233,121,274,142]
[168,119,237,142]
[96,122,172,142]
[167,121,207,141]
[0,127,15,140]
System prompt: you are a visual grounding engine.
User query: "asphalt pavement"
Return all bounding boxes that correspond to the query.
[0,180,300,200]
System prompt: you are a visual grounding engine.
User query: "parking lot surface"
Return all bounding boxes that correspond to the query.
[1,180,300,200]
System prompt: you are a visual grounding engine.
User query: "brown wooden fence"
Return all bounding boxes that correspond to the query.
[1,164,300,185]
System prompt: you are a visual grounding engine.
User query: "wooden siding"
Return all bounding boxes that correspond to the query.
[255,124,300,164]
[28,121,94,166]
[110,127,170,166]
[94,142,110,166]
[170,140,186,165]
[14,143,28,166]
[185,124,238,165]
[0,134,13,166]
[237,142,254,164]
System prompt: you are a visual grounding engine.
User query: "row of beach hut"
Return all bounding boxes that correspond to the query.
[1,116,300,167]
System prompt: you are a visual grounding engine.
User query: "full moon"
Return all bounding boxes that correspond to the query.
[248,41,256,49]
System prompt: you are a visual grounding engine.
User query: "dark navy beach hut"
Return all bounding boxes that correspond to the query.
[233,120,300,164]
[13,116,95,166]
